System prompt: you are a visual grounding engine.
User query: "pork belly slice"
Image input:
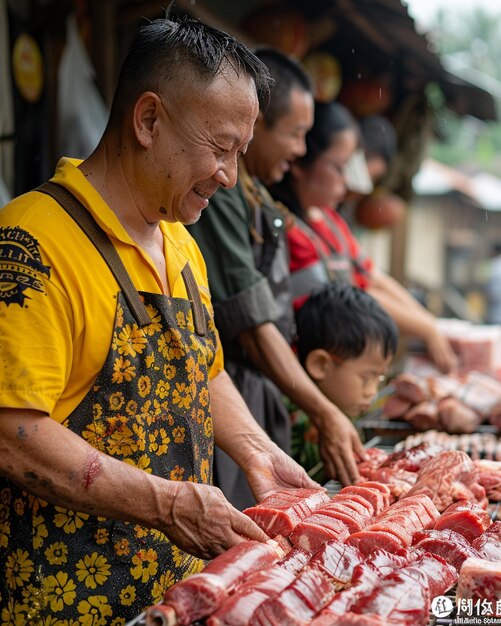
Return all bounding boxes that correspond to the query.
[456,556,501,616]
[244,488,330,538]
[278,545,312,574]
[289,514,350,552]
[346,530,403,556]
[433,499,492,542]
[339,485,386,515]
[161,540,282,625]
[352,566,431,626]
[412,528,481,572]
[410,550,457,597]
[311,541,364,590]
[206,565,296,626]
[472,521,501,561]
[249,566,334,626]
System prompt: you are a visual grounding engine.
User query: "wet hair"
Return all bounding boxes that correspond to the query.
[359,115,397,164]
[253,47,313,127]
[295,283,398,365]
[108,13,274,125]
[269,101,359,216]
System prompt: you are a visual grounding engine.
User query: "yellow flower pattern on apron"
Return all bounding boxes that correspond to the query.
[0,290,218,624]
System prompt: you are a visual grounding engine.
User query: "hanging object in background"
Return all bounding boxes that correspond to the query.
[338,75,392,117]
[302,51,342,102]
[354,189,406,230]
[12,33,44,103]
[58,14,108,159]
[242,5,309,58]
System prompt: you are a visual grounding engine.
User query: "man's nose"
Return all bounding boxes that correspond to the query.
[215,159,238,189]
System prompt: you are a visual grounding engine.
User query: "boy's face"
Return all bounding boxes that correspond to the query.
[313,342,393,418]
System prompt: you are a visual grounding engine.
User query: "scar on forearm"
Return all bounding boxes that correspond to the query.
[83,450,102,490]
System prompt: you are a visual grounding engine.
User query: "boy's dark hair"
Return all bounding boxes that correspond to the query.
[253,47,313,127]
[109,13,274,124]
[295,283,398,365]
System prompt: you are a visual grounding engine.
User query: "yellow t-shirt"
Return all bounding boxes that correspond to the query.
[0,157,224,423]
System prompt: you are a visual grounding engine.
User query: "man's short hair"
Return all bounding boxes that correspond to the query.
[253,47,313,127]
[296,283,398,365]
[108,13,274,124]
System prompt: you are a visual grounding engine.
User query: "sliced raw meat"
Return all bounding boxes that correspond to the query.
[327,494,375,519]
[412,528,481,572]
[366,548,412,577]
[244,488,330,537]
[352,566,430,626]
[379,442,441,472]
[474,459,501,501]
[433,500,491,542]
[311,541,364,590]
[316,562,381,617]
[358,481,392,508]
[249,566,334,626]
[410,550,457,597]
[472,522,501,561]
[278,546,311,574]
[339,485,385,515]
[383,395,412,419]
[289,514,350,553]
[206,565,296,626]
[404,400,441,431]
[315,503,368,532]
[346,530,403,556]
[438,397,482,434]
[456,557,501,616]
[393,373,430,403]
[162,540,282,624]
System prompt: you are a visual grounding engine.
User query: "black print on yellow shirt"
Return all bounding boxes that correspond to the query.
[0,226,51,306]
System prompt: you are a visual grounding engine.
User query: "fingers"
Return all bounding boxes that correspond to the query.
[232,511,269,543]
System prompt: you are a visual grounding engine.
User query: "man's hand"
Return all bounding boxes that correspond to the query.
[425,329,458,374]
[164,482,269,560]
[242,444,324,504]
[312,405,365,485]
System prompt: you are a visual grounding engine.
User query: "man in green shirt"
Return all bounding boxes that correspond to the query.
[189,48,365,509]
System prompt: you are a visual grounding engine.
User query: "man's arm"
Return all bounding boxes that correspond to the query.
[236,323,365,485]
[0,408,268,559]
[209,369,324,498]
[368,268,457,373]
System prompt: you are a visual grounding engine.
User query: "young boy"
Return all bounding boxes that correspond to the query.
[291,283,398,481]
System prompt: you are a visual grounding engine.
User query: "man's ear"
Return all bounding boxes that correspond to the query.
[305,349,331,382]
[133,92,161,148]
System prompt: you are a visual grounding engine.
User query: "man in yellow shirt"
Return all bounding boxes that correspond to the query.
[0,13,319,623]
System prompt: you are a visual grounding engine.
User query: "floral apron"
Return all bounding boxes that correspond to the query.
[0,183,218,624]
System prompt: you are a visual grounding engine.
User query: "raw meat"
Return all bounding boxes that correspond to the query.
[402,450,479,511]
[472,522,501,561]
[393,373,430,403]
[206,565,296,626]
[161,540,283,624]
[438,397,482,434]
[290,513,350,552]
[352,566,431,626]
[404,400,441,431]
[433,500,491,542]
[412,528,481,572]
[383,395,412,419]
[244,488,331,537]
[456,557,501,616]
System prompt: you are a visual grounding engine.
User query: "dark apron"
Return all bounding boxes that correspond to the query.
[0,184,218,623]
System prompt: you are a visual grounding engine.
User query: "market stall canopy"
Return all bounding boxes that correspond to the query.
[171,0,497,121]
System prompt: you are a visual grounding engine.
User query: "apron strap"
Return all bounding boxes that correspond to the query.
[181,262,206,336]
[36,181,151,328]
